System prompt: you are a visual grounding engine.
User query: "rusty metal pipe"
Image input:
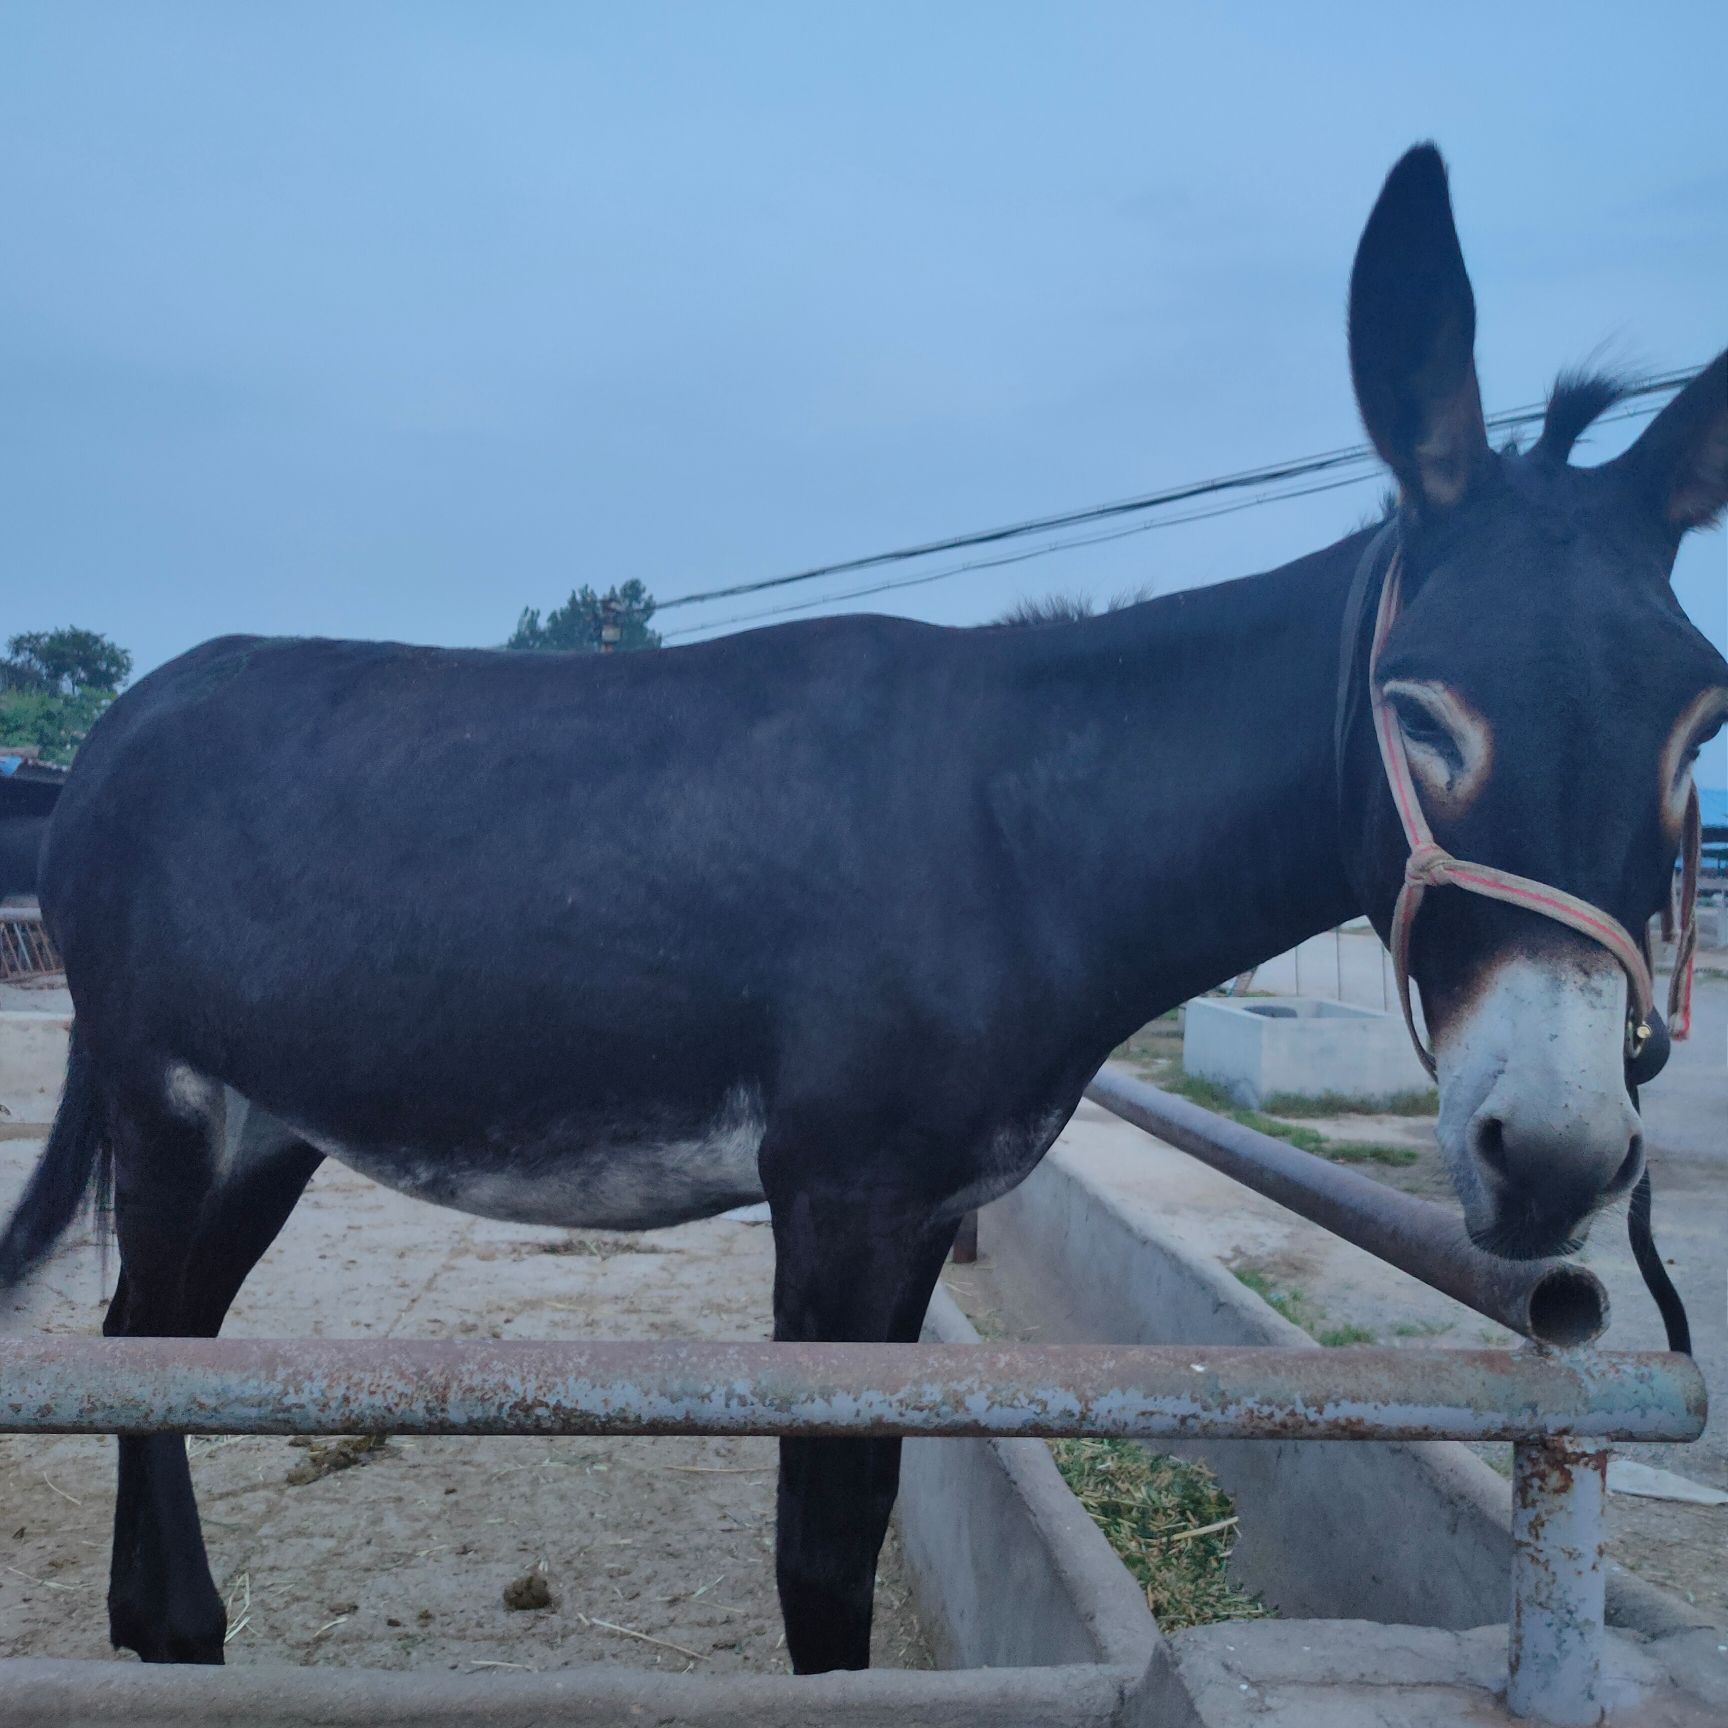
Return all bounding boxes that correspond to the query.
[1085,1065,1608,1348]
[1508,1438,1609,1725]
[0,1337,1701,1443]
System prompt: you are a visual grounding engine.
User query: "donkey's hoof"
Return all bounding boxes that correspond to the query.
[109,1594,227,1665]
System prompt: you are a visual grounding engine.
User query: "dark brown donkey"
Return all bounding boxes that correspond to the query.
[3,143,1724,1670]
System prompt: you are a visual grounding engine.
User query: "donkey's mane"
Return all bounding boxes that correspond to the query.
[992,586,1156,629]
[993,594,1099,628]
[1533,368,1634,464]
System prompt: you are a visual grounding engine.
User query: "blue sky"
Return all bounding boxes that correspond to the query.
[3,4,1724,782]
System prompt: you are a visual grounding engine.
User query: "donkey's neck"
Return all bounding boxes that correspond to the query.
[993,529,1373,1039]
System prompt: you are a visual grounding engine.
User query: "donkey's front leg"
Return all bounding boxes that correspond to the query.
[765,1175,957,1673]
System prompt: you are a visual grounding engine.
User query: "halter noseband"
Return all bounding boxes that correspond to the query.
[1365,539,1701,1078]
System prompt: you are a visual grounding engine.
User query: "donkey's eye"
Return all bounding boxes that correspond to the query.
[1391,698,1462,768]
[1677,714,1725,787]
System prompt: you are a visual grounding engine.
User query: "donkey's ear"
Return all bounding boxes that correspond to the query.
[1608,351,1728,534]
[1349,145,1489,515]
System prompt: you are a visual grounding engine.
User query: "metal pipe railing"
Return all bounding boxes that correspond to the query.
[0,1336,1702,1443]
[1085,1064,1608,1348]
[1510,1439,1610,1728]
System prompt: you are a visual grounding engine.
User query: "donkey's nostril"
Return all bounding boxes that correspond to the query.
[1473,1115,1510,1182]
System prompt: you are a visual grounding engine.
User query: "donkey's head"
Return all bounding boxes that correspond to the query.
[1342,146,1728,1259]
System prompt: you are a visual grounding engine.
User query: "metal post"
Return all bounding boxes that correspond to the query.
[950,1209,980,1264]
[1508,1438,1608,1726]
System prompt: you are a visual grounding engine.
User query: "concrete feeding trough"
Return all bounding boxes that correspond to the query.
[1183,995,1431,1109]
[0,1288,1169,1728]
[971,1137,1726,1725]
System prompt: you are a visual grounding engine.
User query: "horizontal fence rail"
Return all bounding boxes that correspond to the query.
[1085,1064,1608,1348]
[0,1337,1703,1444]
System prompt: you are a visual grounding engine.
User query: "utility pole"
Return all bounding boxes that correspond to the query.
[599,594,624,654]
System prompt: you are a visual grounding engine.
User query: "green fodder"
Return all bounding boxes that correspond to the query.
[1048,1438,1270,1631]
[1232,1266,1376,1347]
[1231,1265,1312,1329]
[1314,1323,1377,1348]
[1157,1074,1422,1167]
[1160,1075,1326,1152]
[1259,1087,1438,1118]
[1318,1140,1420,1167]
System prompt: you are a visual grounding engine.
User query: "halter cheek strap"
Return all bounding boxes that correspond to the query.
[1366,546,1701,1079]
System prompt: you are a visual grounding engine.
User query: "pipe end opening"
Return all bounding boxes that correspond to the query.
[1527,1265,1609,1349]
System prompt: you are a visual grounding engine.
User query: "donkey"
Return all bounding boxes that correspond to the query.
[2,144,1724,1670]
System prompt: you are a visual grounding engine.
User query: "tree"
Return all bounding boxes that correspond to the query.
[1,627,132,696]
[0,627,132,767]
[508,580,662,654]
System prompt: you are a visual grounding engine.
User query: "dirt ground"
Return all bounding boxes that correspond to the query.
[0,1152,932,1675]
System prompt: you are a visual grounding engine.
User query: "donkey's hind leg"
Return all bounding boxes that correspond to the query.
[765,1171,958,1673]
[103,1091,321,1664]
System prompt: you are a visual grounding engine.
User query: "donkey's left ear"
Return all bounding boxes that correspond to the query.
[1609,351,1728,533]
[1349,145,1491,516]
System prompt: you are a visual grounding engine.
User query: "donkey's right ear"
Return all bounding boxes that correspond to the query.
[1349,145,1490,517]
[1607,351,1728,536]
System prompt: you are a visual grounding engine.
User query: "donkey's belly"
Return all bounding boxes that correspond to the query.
[220,1082,769,1232]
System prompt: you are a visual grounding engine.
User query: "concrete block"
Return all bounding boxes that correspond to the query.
[1183,995,1431,1108]
[1145,1619,1723,1728]
[0,1659,1135,1728]
[901,1288,1160,1689]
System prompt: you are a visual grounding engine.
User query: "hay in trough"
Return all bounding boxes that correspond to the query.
[1046,1438,1270,1632]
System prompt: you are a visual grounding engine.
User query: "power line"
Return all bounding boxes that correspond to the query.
[662,471,1377,640]
[663,392,1679,641]
[655,367,1701,620]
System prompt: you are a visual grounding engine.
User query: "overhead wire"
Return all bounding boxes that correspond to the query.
[661,387,1688,642]
[653,365,1701,628]
[661,471,1376,639]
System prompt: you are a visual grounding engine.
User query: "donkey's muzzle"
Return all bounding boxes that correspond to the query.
[1465,1093,1643,1260]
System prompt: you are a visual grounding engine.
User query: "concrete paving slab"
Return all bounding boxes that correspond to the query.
[1150,1620,1728,1728]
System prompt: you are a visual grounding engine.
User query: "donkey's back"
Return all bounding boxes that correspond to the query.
[38,619,1047,1235]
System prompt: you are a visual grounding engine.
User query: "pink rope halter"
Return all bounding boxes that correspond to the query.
[1368,547,1701,1079]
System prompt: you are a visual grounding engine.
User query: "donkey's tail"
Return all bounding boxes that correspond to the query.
[0,1023,111,1290]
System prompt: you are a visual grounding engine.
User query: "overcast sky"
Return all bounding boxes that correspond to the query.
[3,5,1724,783]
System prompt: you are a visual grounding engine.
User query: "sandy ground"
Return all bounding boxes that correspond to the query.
[0,1153,931,1675]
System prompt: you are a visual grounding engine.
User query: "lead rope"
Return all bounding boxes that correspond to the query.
[1627,1163,1691,1356]
[1362,541,1699,1353]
